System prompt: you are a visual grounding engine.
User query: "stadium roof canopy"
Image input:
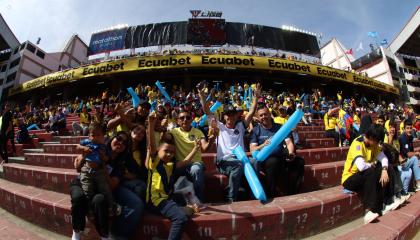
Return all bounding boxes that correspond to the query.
[388,7,420,57]
[0,14,20,52]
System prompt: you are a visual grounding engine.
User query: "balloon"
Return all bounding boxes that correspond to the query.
[78,100,83,111]
[353,123,359,132]
[127,87,140,108]
[198,115,207,127]
[27,124,40,130]
[252,108,304,162]
[230,86,234,95]
[155,81,171,103]
[150,100,157,112]
[300,93,306,101]
[232,146,267,202]
[209,101,222,113]
[248,87,252,102]
[199,101,221,127]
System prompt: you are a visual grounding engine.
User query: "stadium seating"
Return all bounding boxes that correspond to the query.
[1,115,419,239]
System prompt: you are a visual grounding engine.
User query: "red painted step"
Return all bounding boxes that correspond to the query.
[297,125,324,132]
[302,161,344,192]
[3,160,346,202]
[0,178,364,239]
[24,153,78,169]
[58,136,88,144]
[298,131,326,140]
[336,192,420,240]
[304,138,336,148]
[43,144,78,154]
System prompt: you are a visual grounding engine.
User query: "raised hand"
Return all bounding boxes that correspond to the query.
[253,83,262,98]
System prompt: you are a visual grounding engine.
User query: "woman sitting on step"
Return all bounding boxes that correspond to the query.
[71,131,144,240]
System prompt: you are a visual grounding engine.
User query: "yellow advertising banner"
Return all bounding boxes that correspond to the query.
[9,54,399,95]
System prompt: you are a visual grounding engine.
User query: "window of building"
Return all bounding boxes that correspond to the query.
[1,65,6,72]
[20,43,26,51]
[399,67,403,73]
[36,50,45,59]
[0,78,3,85]
[403,57,417,68]
[13,47,19,55]
[6,72,16,83]
[26,43,36,53]
[9,57,20,69]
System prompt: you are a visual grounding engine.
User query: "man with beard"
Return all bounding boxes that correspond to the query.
[162,109,215,202]
[250,104,304,198]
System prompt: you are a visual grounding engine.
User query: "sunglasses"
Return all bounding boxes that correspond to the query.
[115,135,128,145]
[179,115,192,121]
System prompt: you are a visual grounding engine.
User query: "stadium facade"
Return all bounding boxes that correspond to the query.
[0,9,418,108]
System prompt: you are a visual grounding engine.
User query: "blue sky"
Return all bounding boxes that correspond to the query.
[0,0,418,57]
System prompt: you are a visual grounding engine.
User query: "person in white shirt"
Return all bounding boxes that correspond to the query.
[198,83,261,202]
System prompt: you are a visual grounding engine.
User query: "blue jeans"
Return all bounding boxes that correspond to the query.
[152,199,188,240]
[216,155,244,202]
[122,179,146,200]
[403,156,420,181]
[112,184,145,239]
[398,166,412,194]
[174,162,205,202]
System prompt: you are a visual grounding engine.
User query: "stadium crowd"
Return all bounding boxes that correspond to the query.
[0,81,419,240]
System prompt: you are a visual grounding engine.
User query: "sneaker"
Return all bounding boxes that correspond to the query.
[383,199,402,215]
[72,231,81,240]
[364,211,379,224]
[401,194,411,202]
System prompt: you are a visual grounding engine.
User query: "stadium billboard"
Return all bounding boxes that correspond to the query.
[88,28,127,55]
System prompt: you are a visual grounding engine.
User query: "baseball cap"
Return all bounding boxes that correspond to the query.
[223,105,237,114]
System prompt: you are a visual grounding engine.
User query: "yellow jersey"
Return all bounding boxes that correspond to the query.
[169,127,204,163]
[274,116,288,125]
[79,112,91,125]
[324,113,338,131]
[353,114,360,125]
[146,156,175,207]
[341,136,381,184]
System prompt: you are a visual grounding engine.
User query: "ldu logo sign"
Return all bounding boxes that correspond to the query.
[190,10,222,18]
[190,10,201,18]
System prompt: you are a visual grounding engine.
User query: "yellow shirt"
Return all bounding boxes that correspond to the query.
[132,148,142,167]
[169,127,204,163]
[341,136,381,184]
[274,116,288,125]
[146,156,175,206]
[148,91,157,102]
[324,113,338,131]
[400,122,404,134]
[385,120,390,133]
[353,114,360,125]
[79,112,91,125]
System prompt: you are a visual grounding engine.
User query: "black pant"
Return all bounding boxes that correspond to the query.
[70,179,109,237]
[325,129,340,146]
[0,132,9,163]
[343,164,384,213]
[258,155,305,198]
